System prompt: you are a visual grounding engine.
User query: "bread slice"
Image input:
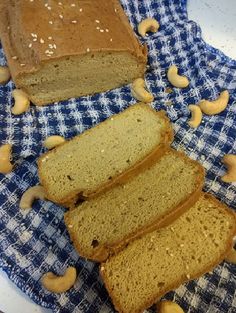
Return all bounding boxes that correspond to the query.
[38,104,174,207]
[64,148,204,262]
[0,0,147,105]
[101,193,236,313]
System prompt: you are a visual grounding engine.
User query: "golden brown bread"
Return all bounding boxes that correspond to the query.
[101,193,236,313]
[64,148,205,262]
[38,104,174,207]
[0,0,147,105]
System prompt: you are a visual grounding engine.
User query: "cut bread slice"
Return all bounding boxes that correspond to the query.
[64,148,204,262]
[38,104,173,207]
[101,193,236,313]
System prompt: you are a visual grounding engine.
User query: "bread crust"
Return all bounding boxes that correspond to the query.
[0,0,147,105]
[64,147,205,262]
[38,104,174,207]
[100,193,236,313]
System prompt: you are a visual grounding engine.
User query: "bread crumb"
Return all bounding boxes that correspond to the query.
[186,274,190,279]
[101,266,105,271]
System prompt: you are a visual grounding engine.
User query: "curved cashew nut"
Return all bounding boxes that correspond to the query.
[188,105,202,128]
[0,144,13,174]
[43,135,66,149]
[167,65,189,88]
[42,267,77,293]
[199,90,229,115]
[138,18,160,37]
[221,154,236,183]
[0,66,11,85]
[19,185,46,210]
[131,78,154,103]
[11,89,30,115]
[158,300,185,313]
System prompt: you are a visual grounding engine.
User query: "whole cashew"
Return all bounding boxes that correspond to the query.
[221,154,236,183]
[43,135,66,149]
[188,105,202,128]
[42,267,77,293]
[11,89,30,115]
[158,301,184,313]
[225,248,236,264]
[19,185,46,210]
[0,144,13,174]
[138,18,160,37]
[131,78,154,103]
[0,66,11,85]
[167,65,189,88]
[199,90,229,115]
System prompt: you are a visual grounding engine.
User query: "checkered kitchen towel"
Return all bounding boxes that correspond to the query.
[0,0,236,312]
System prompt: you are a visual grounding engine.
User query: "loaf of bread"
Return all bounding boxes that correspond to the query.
[38,104,174,206]
[0,0,147,105]
[64,148,204,262]
[101,193,236,313]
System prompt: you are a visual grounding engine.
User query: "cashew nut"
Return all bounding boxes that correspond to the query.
[138,18,160,37]
[42,267,77,293]
[0,144,13,174]
[221,154,236,183]
[225,248,236,264]
[11,89,30,115]
[199,90,229,115]
[43,135,66,149]
[0,66,11,85]
[158,301,184,313]
[167,65,189,88]
[131,78,154,103]
[19,185,46,210]
[188,105,202,128]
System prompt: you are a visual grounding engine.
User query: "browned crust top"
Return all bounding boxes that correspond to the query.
[0,0,146,83]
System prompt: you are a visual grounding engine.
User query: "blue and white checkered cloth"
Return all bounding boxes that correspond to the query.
[0,1,236,312]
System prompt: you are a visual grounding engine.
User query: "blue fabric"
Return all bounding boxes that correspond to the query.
[0,1,236,312]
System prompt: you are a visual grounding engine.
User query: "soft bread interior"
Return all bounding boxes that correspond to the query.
[18,52,145,105]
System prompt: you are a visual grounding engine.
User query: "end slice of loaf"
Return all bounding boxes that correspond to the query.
[38,104,173,206]
[0,0,147,105]
[101,193,236,313]
[64,148,204,262]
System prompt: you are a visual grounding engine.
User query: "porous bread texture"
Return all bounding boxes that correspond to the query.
[19,52,146,105]
[101,193,236,313]
[38,104,174,207]
[0,0,147,105]
[64,148,205,262]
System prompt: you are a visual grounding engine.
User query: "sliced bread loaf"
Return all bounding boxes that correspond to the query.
[38,104,173,207]
[64,148,204,262]
[101,193,236,313]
